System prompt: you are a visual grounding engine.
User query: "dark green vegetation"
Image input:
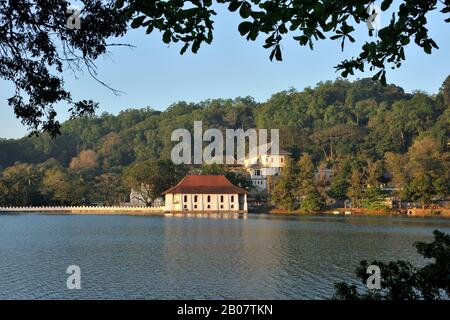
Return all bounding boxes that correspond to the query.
[1,0,449,135]
[0,77,448,207]
[334,230,450,300]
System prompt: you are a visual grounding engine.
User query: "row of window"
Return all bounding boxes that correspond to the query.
[183,195,235,203]
[184,204,235,209]
[257,156,285,164]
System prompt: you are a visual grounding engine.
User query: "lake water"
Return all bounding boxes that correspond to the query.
[0,213,448,299]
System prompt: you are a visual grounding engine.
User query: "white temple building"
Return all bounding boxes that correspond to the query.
[162,175,248,212]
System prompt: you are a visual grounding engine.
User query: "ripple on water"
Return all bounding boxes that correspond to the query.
[0,214,448,299]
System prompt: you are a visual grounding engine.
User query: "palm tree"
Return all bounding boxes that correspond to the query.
[24,166,38,205]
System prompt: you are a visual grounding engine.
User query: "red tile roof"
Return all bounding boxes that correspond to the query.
[162,175,249,195]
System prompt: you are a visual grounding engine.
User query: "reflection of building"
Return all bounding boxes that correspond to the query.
[241,142,291,192]
[162,175,248,212]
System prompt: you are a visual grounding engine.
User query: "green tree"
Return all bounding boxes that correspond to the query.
[402,174,435,209]
[439,75,450,107]
[124,160,187,205]
[296,153,324,211]
[328,161,351,201]
[397,135,449,208]
[300,189,325,212]
[0,162,42,205]
[94,173,127,205]
[41,166,72,205]
[347,169,364,207]
[384,152,409,190]
[271,157,299,210]
[296,153,315,197]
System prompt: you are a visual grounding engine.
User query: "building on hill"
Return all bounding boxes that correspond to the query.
[162,175,248,212]
[240,142,291,192]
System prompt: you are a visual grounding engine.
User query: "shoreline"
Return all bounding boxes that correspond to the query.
[0,206,449,218]
[268,207,450,218]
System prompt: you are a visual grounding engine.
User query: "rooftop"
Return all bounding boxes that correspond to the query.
[244,142,291,160]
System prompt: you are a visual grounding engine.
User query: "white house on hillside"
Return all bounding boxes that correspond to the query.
[240,142,291,192]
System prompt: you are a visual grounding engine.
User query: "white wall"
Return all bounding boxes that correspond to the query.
[165,193,244,212]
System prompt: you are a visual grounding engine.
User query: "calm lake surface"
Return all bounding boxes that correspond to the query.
[0,213,449,299]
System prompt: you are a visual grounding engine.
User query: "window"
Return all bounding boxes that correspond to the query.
[220,195,224,203]
[183,195,187,202]
[220,205,224,209]
[255,169,261,176]
[207,195,211,202]
[194,205,197,209]
[194,195,198,202]
[207,205,211,209]
[231,195,234,202]
[281,157,284,163]
[183,205,187,209]
[231,205,234,209]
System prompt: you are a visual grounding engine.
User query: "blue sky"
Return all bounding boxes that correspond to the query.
[0,3,449,139]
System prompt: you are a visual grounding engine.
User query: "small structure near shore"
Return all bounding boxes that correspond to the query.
[162,175,248,213]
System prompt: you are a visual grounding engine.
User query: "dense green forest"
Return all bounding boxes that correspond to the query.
[0,76,449,208]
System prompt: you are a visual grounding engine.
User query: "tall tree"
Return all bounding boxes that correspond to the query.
[123,160,187,205]
[41,166,72,204]
[271,157,299,210]
[347,169,364,207]
[296,153,315,197]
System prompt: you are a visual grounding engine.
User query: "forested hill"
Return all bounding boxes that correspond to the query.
[1,76,449,169]
[0,77,448,208]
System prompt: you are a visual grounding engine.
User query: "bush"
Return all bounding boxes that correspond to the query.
[300,190,325,212]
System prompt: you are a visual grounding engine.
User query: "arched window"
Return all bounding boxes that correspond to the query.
[207,195,211,202]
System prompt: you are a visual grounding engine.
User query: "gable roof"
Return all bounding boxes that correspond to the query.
[162,175,249,195]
